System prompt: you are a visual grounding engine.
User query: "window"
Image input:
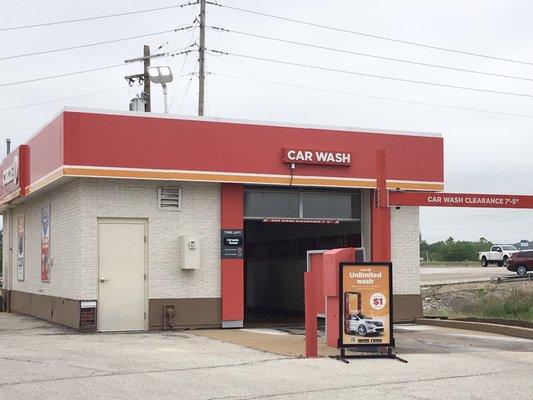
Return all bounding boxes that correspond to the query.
[158,188,181,211]
[302,193,352,219]
[244,191,299,218]
[244,188,361,220]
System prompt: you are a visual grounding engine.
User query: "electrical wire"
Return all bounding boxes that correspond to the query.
[0,87,127,112]
[177,60,199,114]
[0,64,128,87]
[208,26,533,83]
[1,1,199,32]
[1,49,194,87]
[207,1,533,67]
[170,25,199,109]
[0,26,194,61]
[209,72,533,119]
[209,50,533,100]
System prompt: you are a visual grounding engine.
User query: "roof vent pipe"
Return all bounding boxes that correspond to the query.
[6,138,11,155]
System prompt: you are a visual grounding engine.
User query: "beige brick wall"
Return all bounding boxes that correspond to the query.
[9,180,82,299]
[5,178,221,301]
[79,179,221,300]
[391,206,420,294]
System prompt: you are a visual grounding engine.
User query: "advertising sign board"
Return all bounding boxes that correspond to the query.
[17,215,25,281]
[221,229,244,259]
[41,204,51,282]
[339,262,393,348]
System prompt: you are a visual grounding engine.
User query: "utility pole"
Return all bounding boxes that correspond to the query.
[198,0,206,116]
[143,45,151,112]
[125,45,157,112]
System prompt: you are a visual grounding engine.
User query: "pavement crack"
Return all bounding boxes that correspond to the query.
[204,368,531,400]
[0,356,292,387]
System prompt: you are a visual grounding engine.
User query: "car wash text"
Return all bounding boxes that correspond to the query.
[283,148,351,166]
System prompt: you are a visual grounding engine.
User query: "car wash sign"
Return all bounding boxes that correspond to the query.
[339,262,393,348]
[389,192,533,209]
[283,149,351,166]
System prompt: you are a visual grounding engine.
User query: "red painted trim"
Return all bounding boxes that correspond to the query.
[27,114,64,189]
[304,272,318,358]
[372,150,392,261]
[389,191,533,209]
[1,111,444,202]
[371,202,392,261]
[61,111,443,182]
[309,253,326,315]
[18,145,30,196]
[0,147,21,199]
[322,248,356,347]
[220,184,244,322]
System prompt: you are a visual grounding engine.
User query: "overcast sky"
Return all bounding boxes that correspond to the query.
[1,0,532,244]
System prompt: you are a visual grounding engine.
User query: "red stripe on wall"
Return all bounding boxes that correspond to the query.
[220,184,244,323]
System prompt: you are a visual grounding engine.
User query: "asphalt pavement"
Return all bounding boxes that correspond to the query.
[420,266,519,285]
[0,313,531,399]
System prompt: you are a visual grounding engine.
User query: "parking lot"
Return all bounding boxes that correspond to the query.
[420,266,517,285]
[0,313,532,399]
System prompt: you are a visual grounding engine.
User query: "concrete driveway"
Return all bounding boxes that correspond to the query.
[0,313,532,399]
[420,266,517,285]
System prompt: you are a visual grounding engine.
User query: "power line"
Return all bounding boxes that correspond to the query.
[210,72,533,119]
[1,49,194,87]
[0,64,128,87]
[0,1,199,32]
[209,50,533,100]
[209,26,533,83]
[207,1,533,67]
[0,26,194,61]
[0,87,127,112]
[178,60,199,113]
[170,27,199,109]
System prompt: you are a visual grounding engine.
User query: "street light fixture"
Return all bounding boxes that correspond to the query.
[147,66,173,113]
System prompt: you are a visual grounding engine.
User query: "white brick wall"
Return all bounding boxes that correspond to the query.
[79,179,221,300]
[9,180,82,299]
[391,206,420,294]
[5,178,221,301]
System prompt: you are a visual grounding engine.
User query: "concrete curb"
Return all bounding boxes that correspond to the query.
[415,318,533,340]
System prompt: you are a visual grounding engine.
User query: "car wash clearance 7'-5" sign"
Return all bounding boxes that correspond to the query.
[339,262,393,348]
[283,149,351,166]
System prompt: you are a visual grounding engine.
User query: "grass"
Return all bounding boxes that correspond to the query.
[450,289,533,323]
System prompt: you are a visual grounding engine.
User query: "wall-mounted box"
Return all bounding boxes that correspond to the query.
[179,235,200,270]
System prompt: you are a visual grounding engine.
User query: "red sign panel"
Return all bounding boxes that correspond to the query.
[389,192,533,209]
[283,148,351,166]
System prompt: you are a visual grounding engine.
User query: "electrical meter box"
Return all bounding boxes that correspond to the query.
[179,235,200,270]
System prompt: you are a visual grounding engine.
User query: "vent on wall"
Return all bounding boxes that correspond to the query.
[158,188,181,211]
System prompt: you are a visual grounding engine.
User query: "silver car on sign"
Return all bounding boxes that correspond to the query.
[348,313,384,336]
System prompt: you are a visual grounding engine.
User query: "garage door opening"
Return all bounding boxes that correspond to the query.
[243,187,362,326]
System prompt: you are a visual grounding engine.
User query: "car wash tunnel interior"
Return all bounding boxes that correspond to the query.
[243,187,362,325]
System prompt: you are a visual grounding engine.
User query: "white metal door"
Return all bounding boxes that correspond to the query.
[98,220,147,332]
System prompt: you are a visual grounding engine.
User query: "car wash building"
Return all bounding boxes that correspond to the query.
[0,108,443,332]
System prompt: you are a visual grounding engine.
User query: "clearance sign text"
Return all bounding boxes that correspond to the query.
[389,192,533,209]
[283,148,351,166]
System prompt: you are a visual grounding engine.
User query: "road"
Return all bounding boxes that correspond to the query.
[0,313,532,399]
[420,266,518,285]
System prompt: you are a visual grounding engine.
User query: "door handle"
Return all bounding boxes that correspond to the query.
[99,278,109,283]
